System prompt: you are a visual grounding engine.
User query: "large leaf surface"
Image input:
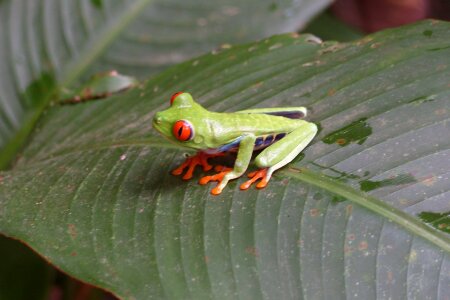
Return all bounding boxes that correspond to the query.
[1,20,450,299]
[0,0,330,167]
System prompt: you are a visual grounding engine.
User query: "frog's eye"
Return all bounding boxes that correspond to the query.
[170,92,184,105]
[173,120,194,141]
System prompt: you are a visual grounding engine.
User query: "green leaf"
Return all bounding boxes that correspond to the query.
[418,211,450,234]
[60,71,138,104]
[1,20,450,299]
[0,0,331,168]
[302,11,364,42]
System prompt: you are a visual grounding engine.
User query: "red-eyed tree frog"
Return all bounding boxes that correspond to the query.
[153,92,318,195]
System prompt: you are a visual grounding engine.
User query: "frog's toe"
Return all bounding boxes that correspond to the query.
[199,167,233,195]
[172,159,191,176]
[240,168,271,190]
[211,184,225,195]
[199,167,232,185]
[172,152,223,180]
[182,165,196,180]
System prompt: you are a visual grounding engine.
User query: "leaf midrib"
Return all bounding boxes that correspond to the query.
[13,136,450,254]
[61,0,154,87]
[284,167,450,254]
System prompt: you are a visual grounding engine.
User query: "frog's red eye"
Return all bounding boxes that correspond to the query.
[173,120,194,141]
[170,92,184,105]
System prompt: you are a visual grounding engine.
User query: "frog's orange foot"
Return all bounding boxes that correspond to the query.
[172,152,224,180]
[199,166,232,195]
[240,168,270,190]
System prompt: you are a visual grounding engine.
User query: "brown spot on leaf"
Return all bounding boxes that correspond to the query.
[245,246,259,257]
[387,271,393,284]
[252,82,264,89]
[430,20,439,25]
[346,204,353,216]
[399,198,409,205]
[421,175,437,186]
[309,208,319,217]
[344,245,353,255]
[68,224,77,239]
[358,241,368,251]
[436,64,447,71]
[435,108,447,116]
[438,223,449,230]
[137,34,151,43]
[336,138,347,145]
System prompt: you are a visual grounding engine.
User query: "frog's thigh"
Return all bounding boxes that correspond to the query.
[255,122,317,174]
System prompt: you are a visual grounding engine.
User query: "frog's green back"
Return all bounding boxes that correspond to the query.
[153,92,308,150]
[235,107,307,119]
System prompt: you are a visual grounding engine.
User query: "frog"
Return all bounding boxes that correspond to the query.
[152,92,317,195]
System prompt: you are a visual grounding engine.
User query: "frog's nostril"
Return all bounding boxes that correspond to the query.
[153,114,162,125]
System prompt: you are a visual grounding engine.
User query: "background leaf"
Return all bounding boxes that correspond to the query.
[1,20,449,299]
[0,0,331,168]
[0,235,52,300]
[302,10,364,42]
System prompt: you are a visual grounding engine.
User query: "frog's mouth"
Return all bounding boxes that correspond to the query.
[152,119,174,142]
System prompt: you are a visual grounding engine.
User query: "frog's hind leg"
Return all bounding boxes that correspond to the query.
[241,122,317,190]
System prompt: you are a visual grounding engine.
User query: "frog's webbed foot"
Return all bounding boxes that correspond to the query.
[199,166,233,195]
[172,152,224,180]
[240,168,272,190]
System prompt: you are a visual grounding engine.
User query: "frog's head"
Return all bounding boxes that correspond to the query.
[153,92,208,148]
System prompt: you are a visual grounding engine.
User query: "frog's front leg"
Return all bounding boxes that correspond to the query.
[172,151,224,180]
[241,122,317,190]
[200,135,256,195]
